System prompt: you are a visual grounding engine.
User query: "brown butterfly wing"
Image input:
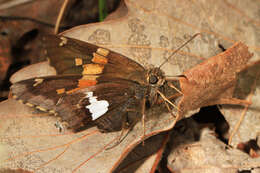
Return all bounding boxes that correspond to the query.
[11,75,146,132]
[42,35,146,83]
[11,35,148,132]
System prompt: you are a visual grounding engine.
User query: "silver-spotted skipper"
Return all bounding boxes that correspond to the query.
[10,34,196,133]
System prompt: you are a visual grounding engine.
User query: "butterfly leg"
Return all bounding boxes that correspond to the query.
[162,99,176,118]
[156,89,183,127]
[167,81,183,95]
[157,93,182,105]
[157,90,180,111]
[141,97,146,143]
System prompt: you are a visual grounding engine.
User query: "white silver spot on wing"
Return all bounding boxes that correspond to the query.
[33,78,44,87]
[59,36,68,46]
[85,92,109,120]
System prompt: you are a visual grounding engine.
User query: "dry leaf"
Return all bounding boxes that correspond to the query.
[166,126,260,173]
[220,62,260,146]
[1,0,260,172]
[177,42,253,119]
[0,0,64,25]
[114,132,169,173]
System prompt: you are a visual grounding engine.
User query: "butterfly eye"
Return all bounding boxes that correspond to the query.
[0,29,9,36]
[149,75,158,84]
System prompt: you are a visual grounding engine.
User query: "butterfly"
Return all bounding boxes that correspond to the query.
[10,34,197,134]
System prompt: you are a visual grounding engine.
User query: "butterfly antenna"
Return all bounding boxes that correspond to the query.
[159,33,200,69]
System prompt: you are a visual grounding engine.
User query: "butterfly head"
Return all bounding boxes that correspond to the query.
[144,67,165,106]
[147,67,165,87]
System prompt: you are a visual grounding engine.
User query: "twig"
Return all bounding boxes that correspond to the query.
[54,0,69,34]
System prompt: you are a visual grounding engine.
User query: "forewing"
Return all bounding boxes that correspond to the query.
[11,75,146,132]
[42,35,146,82]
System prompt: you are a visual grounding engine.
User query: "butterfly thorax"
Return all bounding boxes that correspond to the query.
[145,67,165,106]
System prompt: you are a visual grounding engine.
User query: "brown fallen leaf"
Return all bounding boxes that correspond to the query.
[0,0,65,64]
[114,117,199,173]
[219,61,260,147]
[113,132,170,173]
[177,42,253,119]
[3,41,256,173]
[166,45,260,173]
[166,126,260,173]
[0,0,65,28]
[1,0,260,172]
[0,0,120,29]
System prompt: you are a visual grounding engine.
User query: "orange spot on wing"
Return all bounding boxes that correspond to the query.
[92,53,108,64]
[66,75,98,94]
[66,88,81,94]
[78,79,97,87]
[97,48,109,56]
[82,64,104,75]
[56,88,65,94]
[75,58,83,66]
